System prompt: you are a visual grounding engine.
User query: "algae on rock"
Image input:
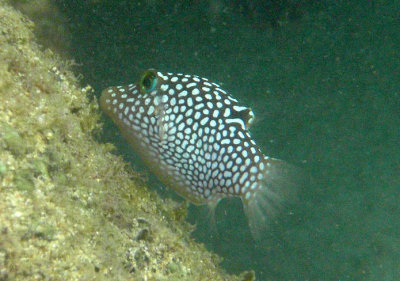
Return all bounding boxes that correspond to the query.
[0,2,247,280]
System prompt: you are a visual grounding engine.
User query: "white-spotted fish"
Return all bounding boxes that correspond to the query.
[100,69,301,240]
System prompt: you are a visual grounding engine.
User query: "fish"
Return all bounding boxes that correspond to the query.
[100,69,301,240]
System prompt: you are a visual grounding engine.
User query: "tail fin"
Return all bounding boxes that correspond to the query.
[242,157,303,241]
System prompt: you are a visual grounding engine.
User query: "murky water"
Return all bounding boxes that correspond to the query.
[57,1,400,280]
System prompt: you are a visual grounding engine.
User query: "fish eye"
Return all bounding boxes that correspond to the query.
[140,70,158,93]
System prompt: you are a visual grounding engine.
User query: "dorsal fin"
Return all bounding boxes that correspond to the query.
[231,105,255,129]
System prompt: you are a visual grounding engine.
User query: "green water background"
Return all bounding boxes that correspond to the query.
[55,0,399,280]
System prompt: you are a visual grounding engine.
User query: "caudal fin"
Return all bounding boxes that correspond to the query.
[242,157,303,241]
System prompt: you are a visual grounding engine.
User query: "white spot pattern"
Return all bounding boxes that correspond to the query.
[101,70,267,203]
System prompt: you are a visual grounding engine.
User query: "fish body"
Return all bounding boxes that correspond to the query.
[100,69,299,239]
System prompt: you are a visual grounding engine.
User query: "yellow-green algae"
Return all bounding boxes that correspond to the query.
[0,2,252,280]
